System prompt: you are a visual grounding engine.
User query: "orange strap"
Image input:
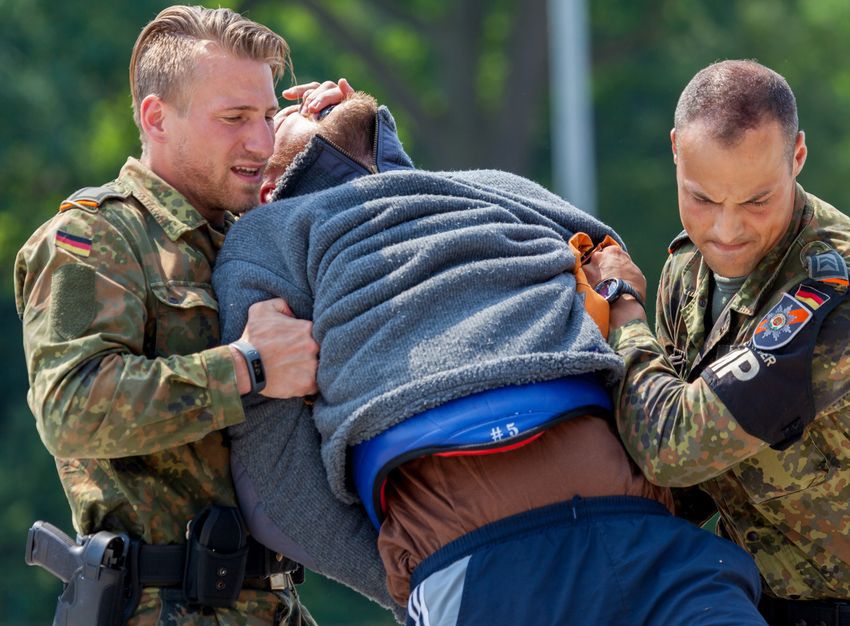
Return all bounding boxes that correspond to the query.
[568,233,621,339]
[59,199,99,212]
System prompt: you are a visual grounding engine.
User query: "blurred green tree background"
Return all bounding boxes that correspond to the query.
[3,0,850,623]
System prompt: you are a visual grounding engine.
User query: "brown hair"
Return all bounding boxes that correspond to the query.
[129,5,291,133]
[267,92,379,179]
[674,60,798,156]
[318,93,379,167]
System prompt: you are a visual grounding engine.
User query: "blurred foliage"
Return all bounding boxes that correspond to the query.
[3,0,850,623]
[592,0,850,300]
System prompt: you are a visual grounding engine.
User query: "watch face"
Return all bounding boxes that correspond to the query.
[250,359,266,386]
[594,278,620,302]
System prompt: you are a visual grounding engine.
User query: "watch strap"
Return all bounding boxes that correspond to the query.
[617,281,645,308]
[230,340,267,395]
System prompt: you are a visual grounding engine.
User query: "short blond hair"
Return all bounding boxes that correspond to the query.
[129,5,291,132]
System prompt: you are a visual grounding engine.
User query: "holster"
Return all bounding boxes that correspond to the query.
[53,531,129,626]
[29,506,301,622]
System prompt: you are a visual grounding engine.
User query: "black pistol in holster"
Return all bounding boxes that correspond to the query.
[26,520,130,626]
[26,507,303,622]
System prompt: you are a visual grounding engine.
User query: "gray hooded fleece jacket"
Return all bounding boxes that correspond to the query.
[213,107,625,613]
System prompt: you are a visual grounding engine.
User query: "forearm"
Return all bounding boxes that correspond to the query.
[611,320,766,486]
[33,345,244,458]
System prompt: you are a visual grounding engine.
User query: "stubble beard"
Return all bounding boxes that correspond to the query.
[267,133,315,189]
[173,143,261,219]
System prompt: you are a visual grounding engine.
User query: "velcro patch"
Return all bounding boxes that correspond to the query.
[806,248,849,288]
[55,230,92,258]
[50,264,96,340]
[752,293,812,350]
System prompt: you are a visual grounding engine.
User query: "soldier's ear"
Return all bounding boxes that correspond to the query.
[670,128,678,165]
[792,130,807,177]
[140,95,167,144]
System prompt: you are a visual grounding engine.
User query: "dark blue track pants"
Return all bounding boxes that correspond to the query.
[407,496,765,626]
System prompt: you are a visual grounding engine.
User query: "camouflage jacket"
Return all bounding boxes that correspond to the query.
[14,157,247,544]
[610,185,850,600]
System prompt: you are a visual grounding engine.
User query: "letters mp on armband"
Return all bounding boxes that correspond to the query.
[701,278,846,450]
[702,342,811,449]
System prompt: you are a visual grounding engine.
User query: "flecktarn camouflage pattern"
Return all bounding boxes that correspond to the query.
[610,185,850,600]
[15,158,305,624]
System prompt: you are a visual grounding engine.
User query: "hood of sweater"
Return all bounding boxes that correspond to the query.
[270,105,415,201]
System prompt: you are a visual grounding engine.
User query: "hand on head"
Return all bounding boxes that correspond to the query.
[262,83,377,204]
[283,78,355,118]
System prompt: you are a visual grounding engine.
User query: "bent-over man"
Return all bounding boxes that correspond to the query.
[214,94,768,625]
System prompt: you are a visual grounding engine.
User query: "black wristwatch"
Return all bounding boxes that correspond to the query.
[593,278,645,308]
[230,340,267,394]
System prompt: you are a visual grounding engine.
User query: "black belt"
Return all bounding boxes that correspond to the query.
[133,537,303,587]
[760,595,850,626]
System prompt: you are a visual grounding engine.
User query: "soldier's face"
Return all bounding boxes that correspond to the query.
[160,46,278,223]
[672,120,807,278]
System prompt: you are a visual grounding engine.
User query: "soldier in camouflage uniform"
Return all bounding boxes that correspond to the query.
[14,6,352,624]
[589,60,850,625]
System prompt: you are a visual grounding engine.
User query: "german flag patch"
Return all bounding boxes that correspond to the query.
[794,284,830,310]
[55,230,92,258]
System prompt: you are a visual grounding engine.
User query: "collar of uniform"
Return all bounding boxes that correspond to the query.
[118,157,224,242]
[681,249,713,355]
[724,184,812,316]
[209,213,235,249]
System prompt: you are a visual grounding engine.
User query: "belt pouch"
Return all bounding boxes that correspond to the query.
[183,506,249,608]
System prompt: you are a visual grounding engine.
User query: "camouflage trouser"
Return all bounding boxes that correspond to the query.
[128,584,317,626]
